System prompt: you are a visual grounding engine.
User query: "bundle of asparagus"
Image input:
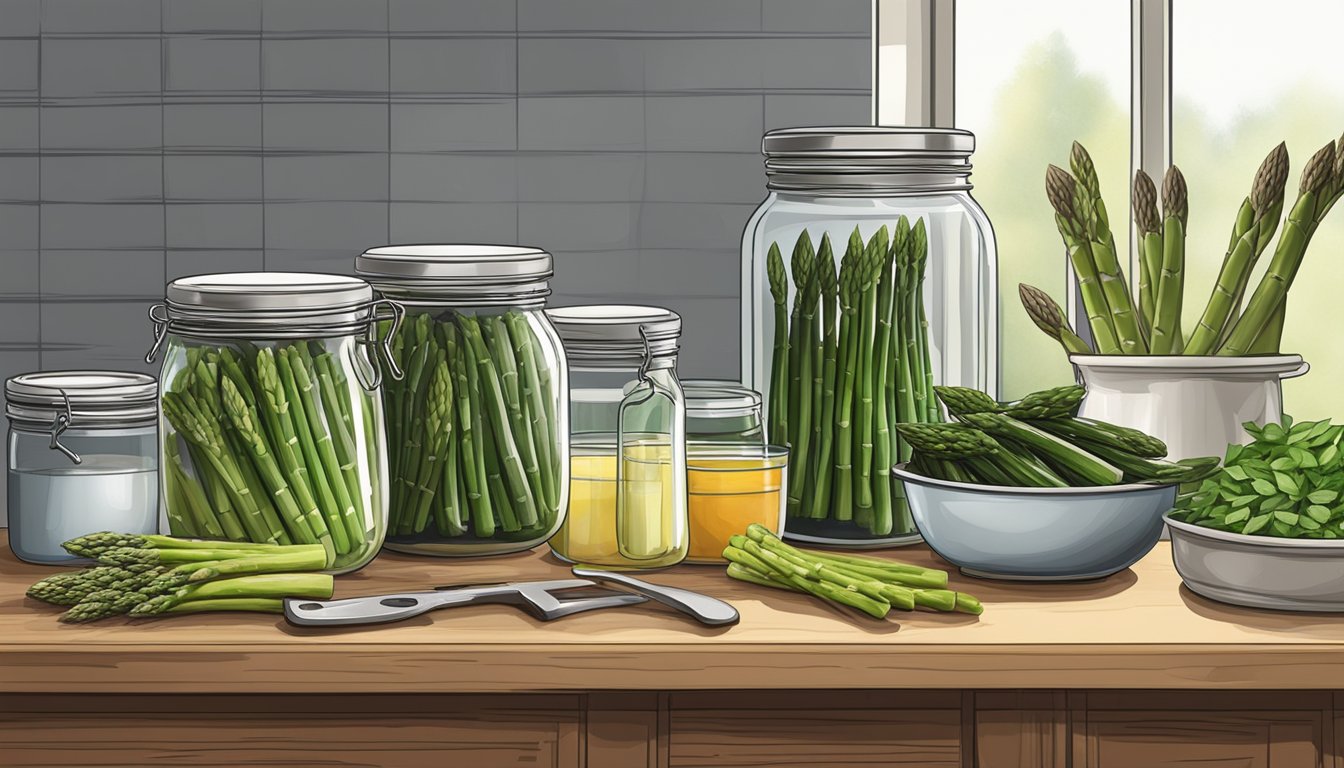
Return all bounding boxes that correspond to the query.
[898,385,1220,487]
[723,524,982,618]
[162,341,380,571]
[383,311,560,542]
[28,533,334,623]
[767,217,938,538]
[1021,137,1344,357]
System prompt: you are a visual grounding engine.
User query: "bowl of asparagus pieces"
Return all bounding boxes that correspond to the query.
[1017,138,1341,459]
[891,384,1220,581]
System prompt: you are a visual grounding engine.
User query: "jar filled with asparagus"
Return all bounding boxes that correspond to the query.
[147,273,400,574]
[741,126,999,547]
[356,245,569,556]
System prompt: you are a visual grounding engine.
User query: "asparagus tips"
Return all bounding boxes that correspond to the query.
[1133,169,1161,336]
[766,242,790,444]
[808,250,839,520]
[831,230,863,522]
[785,231,816,516]
[1148,166,1187,354]
[1018,283,1093,355]
[1047,165,1123,355]
[1220,139,1339,355]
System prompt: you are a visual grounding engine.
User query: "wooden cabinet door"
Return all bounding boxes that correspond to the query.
[0,694,583,768]
[667,690,965,768]
[1069,691,1331,768]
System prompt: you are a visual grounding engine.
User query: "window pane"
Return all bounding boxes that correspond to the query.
[956,1,1131,398]
[1174,0,1344,420]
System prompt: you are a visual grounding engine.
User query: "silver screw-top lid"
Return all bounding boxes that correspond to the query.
[682,381,762,418]
[762,126,976,194]
[356,244,553,307]
[6,371,159,429]
[546,305,681,365]
[162,272,376,338]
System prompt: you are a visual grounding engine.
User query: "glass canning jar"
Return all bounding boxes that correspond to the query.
[146,273,400,574]
[6,371,159,564]
[680,381,787,564]
[740,126,999,548]
[356,244,570,556]
[547,305,688,569]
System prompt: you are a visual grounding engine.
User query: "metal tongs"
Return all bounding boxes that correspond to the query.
[283,578,647,627]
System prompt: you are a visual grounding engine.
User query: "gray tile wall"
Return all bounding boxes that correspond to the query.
[0,0,870,524]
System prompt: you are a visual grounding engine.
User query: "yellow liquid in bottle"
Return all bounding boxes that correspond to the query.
[686,456,787,564]
[552,444,686,569]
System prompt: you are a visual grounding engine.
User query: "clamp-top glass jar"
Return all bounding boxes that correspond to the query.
[547,306,688,569]
[146,273,399,574]
[6,371,160,564]
[356,244,570,557]
[741,126,999,547]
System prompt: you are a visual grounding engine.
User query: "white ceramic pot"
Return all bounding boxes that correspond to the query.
[1070,355,1310,460]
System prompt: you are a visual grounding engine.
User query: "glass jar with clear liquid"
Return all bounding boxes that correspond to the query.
[5,371,160,564]
[740,126,999,547]
[547,306,688,569]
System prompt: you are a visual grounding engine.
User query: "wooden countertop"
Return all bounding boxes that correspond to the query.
[4,531,1344,693]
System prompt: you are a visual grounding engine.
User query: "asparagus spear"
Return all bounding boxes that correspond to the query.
[808,252,839,520]
[488,315,545,521]
[313,350,365,529]
[506,312,557,516]
[807,234,831,511]
[1221,139,1342,355]
[461,315,538,527]
[870,221,901,536]
[959,412,1122,486]
[455,321,495,538]
[1046,165,1123,354]
[854,226,887,517]
[408,361,454,535]
[1149,167,1187,354]
[906,219,931,423]
[1132,169,1161,338]
[831,229,863,522]
[766,242,790,444]
[131,573,333,616]
[287,346,365,552]
[785,231,816,517]
[1068,143,1146,352]
[276,347,350,555]
[1185,143,1289,354]
[1028,417,1167,458]
[1018,283,1093,355]
[254,349,333,551]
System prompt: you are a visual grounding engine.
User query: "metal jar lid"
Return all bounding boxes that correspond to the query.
[546,305,681,366]
[762,126,976,195]
[356,244,553,307]
[682,381,762,418]
[7,371,158,461]
[151,272,385,343]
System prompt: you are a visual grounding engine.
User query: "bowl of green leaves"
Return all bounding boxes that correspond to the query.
[1166,417,1344,611]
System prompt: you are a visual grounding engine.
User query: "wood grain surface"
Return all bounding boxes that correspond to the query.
[5,532,1344,692]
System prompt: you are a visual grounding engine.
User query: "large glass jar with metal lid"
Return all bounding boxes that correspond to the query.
[355,244,569,557]
[741,126,999,548]
[6,371,159,564]
[145,273,399,574]
[547,306,687,569]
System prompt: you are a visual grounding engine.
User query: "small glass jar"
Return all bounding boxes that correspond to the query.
[681,381,788,564]
[5,371,160,564]
[547,305,688,569]
[146,273,399,574]
[741,126,999,548]
[356,244,570,556]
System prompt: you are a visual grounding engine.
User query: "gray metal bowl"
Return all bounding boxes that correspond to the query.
[1166,513,1344,612]
[893,464,1176,581]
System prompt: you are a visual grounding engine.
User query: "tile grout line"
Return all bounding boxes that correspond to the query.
[35,3,42,370]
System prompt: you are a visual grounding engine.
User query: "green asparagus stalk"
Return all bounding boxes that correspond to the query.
[854,226,887,518]
[1018,283,1093,355]
[392,317,436,527]
[408,361,454,535]
[870,221,901,536]
[1149,167,1187,354]
[1220,139,1341,354]
[743,525,945,589]
[165,440,225,539]
[185,546,330,582]
[808,251,839,520]
[488,315,545,523]
[1028,417,1167,459]
[276,348,350,555]
[766,242,790,444]
[1185,143,1289,354]
[461,315,538,528]
[455,322,495,538]
[959,412,1122,486]
[506,312,557,516]
[286,346,365,552]
[438,421,467,536]
[254,349,334,551]
[1046,165,1123,354]
[832,229,863,522]
[785,231,816,517]
[313,351,365,529]
[1068,143,1146,353]
[807,234,831,511]
[1132,169,1161,338]
[906,219,931,423]
[481,411,521,532]
[132,573,333,616]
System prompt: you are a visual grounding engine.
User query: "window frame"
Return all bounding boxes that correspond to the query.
[874,0,1175,338]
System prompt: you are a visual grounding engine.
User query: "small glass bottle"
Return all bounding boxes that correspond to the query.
[681,381,788,564]
[6,371,160,564]
[547,305,688,569]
